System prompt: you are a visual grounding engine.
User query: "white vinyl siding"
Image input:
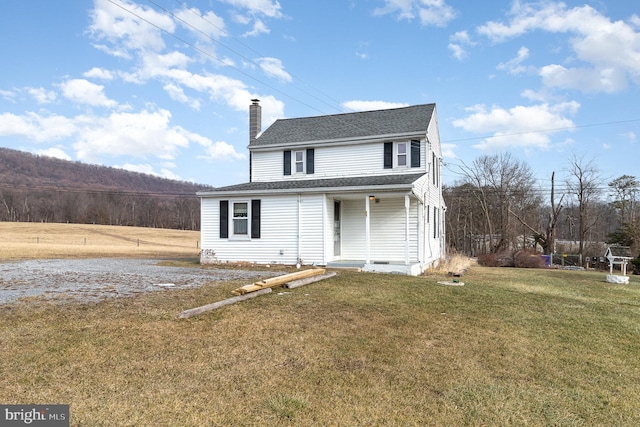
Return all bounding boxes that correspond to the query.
[340,199,366,260]
[201,194,326,265]
[299,195,325,264]
[250,140,427,182]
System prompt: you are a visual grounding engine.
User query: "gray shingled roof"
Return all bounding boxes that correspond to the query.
[198,173,427,195]
[250,104,435,147]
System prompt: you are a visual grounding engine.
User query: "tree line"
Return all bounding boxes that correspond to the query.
[0,147,207,230]
[444,153,639,261]
[0,187,200,230]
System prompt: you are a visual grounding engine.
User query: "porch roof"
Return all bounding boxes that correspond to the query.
[197,173,427,197]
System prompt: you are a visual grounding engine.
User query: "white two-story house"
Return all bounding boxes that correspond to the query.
[198,100,446,275]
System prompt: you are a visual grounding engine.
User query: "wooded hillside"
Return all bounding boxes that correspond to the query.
[0,147,209,230]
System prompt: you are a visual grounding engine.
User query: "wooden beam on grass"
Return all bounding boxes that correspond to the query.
[232,268,326,295]
[178,288,272,319]
[284,272,337,289]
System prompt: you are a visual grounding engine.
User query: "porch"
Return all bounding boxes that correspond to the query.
[327,260,425,276]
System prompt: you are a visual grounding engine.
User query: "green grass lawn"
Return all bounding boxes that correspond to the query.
[1,264,639,426]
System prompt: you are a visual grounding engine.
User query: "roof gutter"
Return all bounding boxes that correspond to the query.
[248,131,426,151]
[197,183,418,198]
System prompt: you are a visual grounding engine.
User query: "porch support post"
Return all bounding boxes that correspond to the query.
[365,195,371,264]
[405,194,410,265]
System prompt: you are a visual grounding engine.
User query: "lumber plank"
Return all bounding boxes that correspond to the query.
[232,268,326,295]
[284,272,337,289]
[179,288,272,319]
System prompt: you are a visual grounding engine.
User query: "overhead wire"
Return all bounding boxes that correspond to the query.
[110,0,639,185]
[165,0,348,113]
[107,0,380,137]
[106,0,330,117]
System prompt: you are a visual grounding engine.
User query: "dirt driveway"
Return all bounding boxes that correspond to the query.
[0,258,267,305]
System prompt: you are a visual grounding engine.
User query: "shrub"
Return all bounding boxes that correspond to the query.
[514,249,546,268]
[632,256,640,275]
[477,253,499,267]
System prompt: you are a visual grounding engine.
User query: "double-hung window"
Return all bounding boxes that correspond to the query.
[233,202,248,235]
[220,200,261,239]
[295,150,305,173]
[397,142,407,167]
[284,149,314,176]
[384,141,420,169]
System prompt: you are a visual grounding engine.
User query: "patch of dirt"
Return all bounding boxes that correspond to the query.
[0,258,269,305]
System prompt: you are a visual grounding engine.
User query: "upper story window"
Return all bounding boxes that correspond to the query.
[295,151,304,173]
[384,141,421,169]
[284,149,314,176]
[397,143,407,166]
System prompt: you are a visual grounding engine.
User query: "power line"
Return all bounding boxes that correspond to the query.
[165,0,348,113]
[107,0,331,116]
[109,0,388,138]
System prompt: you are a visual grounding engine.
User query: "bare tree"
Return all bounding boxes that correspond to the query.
[510,171,564,255]
[608,175,639,225]
[454,153,538,253]
[564,155,602,260]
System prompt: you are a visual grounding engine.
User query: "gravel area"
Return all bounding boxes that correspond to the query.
[0,258,268,305]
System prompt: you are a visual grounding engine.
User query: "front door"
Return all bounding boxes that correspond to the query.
[333,200,341,257]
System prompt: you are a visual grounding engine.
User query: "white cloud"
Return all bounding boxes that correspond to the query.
[83,67,114,80]
[59,79,117,108]
[440,143,457,159]
[88,0,175,54]
[219,0,283,18]
[453,102,579,151]
[342,100,410,111]
[257,57,292,82]
[73,109,190,162]
[0,89,16,101]
[539,64,627,93]
[27,87,57,104]
[199,140,247,161]
[448,30,474,60]
[477,2,640,93]
[497,46,532,75]
[0,112,77,142]
[374,0,457,27]
[34,147,72,161]
[175,7,227,40]
[243,19,270,37]
[163,83,201,110]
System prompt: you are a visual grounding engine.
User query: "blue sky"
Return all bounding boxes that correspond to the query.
[0,0,638,194]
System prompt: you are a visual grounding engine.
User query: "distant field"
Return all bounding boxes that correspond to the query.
[0,222,201,260]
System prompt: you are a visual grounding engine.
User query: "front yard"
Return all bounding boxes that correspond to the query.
[1,264,639,425]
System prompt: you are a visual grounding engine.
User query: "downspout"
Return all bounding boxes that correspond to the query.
[297,193,302,266]
[405,194,410,266]
[365,195,371,264]
[322,194,327,265]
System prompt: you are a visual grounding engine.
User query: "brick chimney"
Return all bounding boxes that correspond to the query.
[249,99,261,143]
[249,99,261,182]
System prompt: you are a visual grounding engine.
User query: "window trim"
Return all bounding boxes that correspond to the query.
[397,142,407,167]
[294,150,305,174]
[232,201,249,237]
[220,199,261,240]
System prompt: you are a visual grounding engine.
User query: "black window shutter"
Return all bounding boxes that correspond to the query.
[411,140,420,167]
[306,148,314,174]
[283,150,291,175]
[220,200,229,238]
[383,142,392,169]
[251,199,261,239]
